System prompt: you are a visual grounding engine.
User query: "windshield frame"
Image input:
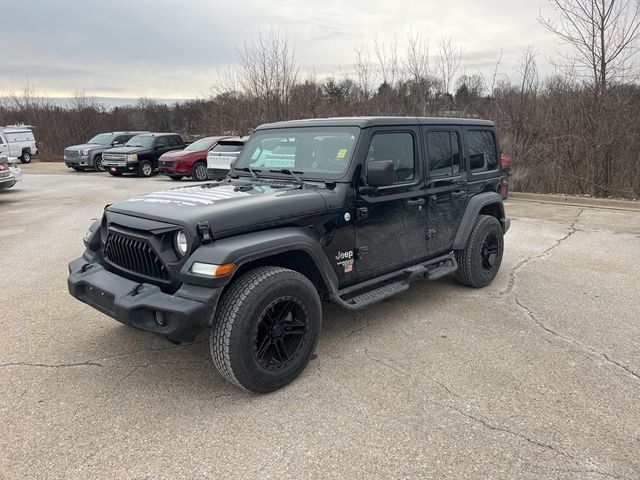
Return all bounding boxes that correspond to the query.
[185,137,217,152]
[125,135,155,148]
[231,126,361,182]
[87,133,114,145]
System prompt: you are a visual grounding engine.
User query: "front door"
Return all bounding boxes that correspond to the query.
[354,127,428,280]
[423,127,468,254]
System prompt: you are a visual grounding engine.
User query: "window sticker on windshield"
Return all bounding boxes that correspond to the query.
[336,148,348,159]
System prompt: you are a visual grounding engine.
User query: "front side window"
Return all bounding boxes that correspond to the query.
[468,130,498,171]
[427,131,461,177]
[366,132,415,184]
[155,137,170,148]
[234,127,359,179]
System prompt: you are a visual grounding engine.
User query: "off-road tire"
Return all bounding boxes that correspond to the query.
[138,160,153,177]
[455,215,504,288]
[94,155,105,172]
[192,161,207,181]
[210,266,322,393]
[20,151,32,164]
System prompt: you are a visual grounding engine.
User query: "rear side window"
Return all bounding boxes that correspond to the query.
[427,131,461,177]
[113,135,131,144]
[468,130,498,171]
[366,132,415,184]
[213,143,244,154]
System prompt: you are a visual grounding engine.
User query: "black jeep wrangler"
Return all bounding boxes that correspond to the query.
[68,117,509,393]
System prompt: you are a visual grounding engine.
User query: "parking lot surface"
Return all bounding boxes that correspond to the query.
[1,164,639,479]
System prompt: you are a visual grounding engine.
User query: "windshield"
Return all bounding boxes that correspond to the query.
[233,127,359,179]
[125,135,155,148]
[87,133,113,145]
[185,137,216,151]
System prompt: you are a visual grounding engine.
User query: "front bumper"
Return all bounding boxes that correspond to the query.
[64,154,89,167]
[67,257,223,342]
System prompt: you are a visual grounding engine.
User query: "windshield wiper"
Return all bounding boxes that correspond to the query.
[236,167,262,180]
[269,169,304,186]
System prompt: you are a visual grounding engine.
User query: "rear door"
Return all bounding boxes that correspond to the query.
[423,126,468,255]
[354,127,428,280]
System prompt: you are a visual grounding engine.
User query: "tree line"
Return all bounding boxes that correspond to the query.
[1,0,639,199]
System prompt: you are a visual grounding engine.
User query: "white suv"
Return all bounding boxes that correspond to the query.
[0,125,37,163]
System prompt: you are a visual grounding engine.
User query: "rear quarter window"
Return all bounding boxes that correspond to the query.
[467,130,498,172]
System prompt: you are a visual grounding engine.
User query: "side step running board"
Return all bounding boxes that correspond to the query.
[330,253,458,310]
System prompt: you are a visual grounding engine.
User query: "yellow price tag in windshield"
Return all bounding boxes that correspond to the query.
[336,149,348,159]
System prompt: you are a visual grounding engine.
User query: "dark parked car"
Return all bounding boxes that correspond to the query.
[68,117,509,393]
[102,133,185,177]
[158,136,231,181]
[64,131,148,172]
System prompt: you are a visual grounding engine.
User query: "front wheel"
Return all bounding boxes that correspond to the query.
[138,160,153,177]
[94,155,105,172]
[455,215,504,288]
[20,151,32,164]
[192,161,208,181]
[210,267,322,393]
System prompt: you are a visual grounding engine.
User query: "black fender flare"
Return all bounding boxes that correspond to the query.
[180,227,339,293]
[452,192,507,250]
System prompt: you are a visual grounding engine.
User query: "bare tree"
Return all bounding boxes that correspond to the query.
[436,36,463,96]
[404,29,430,82]
[539,0,640,96]
[237,29,299,122]
[374,36,399,87]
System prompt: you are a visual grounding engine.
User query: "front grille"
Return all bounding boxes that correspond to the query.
[103,153,126,165]
[104,231,169,281]
[65,149,80,159]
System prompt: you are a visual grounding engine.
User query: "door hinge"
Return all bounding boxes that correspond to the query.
[197,221,213,244]
[427,229,437,240]
[355,246,369,259]
[356,207,369,221]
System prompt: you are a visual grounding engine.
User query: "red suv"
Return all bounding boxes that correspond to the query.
[158,136,230,181]
[500,153,511,199]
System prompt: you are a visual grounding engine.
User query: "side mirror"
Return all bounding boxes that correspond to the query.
[366,160,394,187]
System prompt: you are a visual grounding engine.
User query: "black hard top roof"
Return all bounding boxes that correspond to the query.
[256,116,495,130]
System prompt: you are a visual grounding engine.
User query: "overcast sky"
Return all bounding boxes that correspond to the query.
[0,0,562,100]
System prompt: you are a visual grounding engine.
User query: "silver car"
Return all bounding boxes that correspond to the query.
[0,156,22,190]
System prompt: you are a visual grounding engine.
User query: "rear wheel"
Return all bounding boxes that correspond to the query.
[138,160,153,177]
[210,266,322,393]
[455,215,504,288]
[94,155,105,172]
[192,161,208,181]
[20,151,32,164]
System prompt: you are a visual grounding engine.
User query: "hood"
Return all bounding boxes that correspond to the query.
[67,143,106,151]
[160,149,198,160]
[107,181,329,236]
[107,146,149,154]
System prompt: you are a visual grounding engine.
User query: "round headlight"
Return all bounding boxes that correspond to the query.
[175,230,188,256]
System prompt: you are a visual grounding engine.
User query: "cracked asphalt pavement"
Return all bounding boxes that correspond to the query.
[1,164,639,479]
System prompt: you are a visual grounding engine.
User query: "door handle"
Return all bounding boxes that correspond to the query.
[451,190,466,197]
[406,198,426,207]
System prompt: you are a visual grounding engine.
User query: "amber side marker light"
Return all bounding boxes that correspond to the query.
[191,262,236,277]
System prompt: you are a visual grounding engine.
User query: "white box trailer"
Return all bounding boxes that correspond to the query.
[0,125,38,163]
